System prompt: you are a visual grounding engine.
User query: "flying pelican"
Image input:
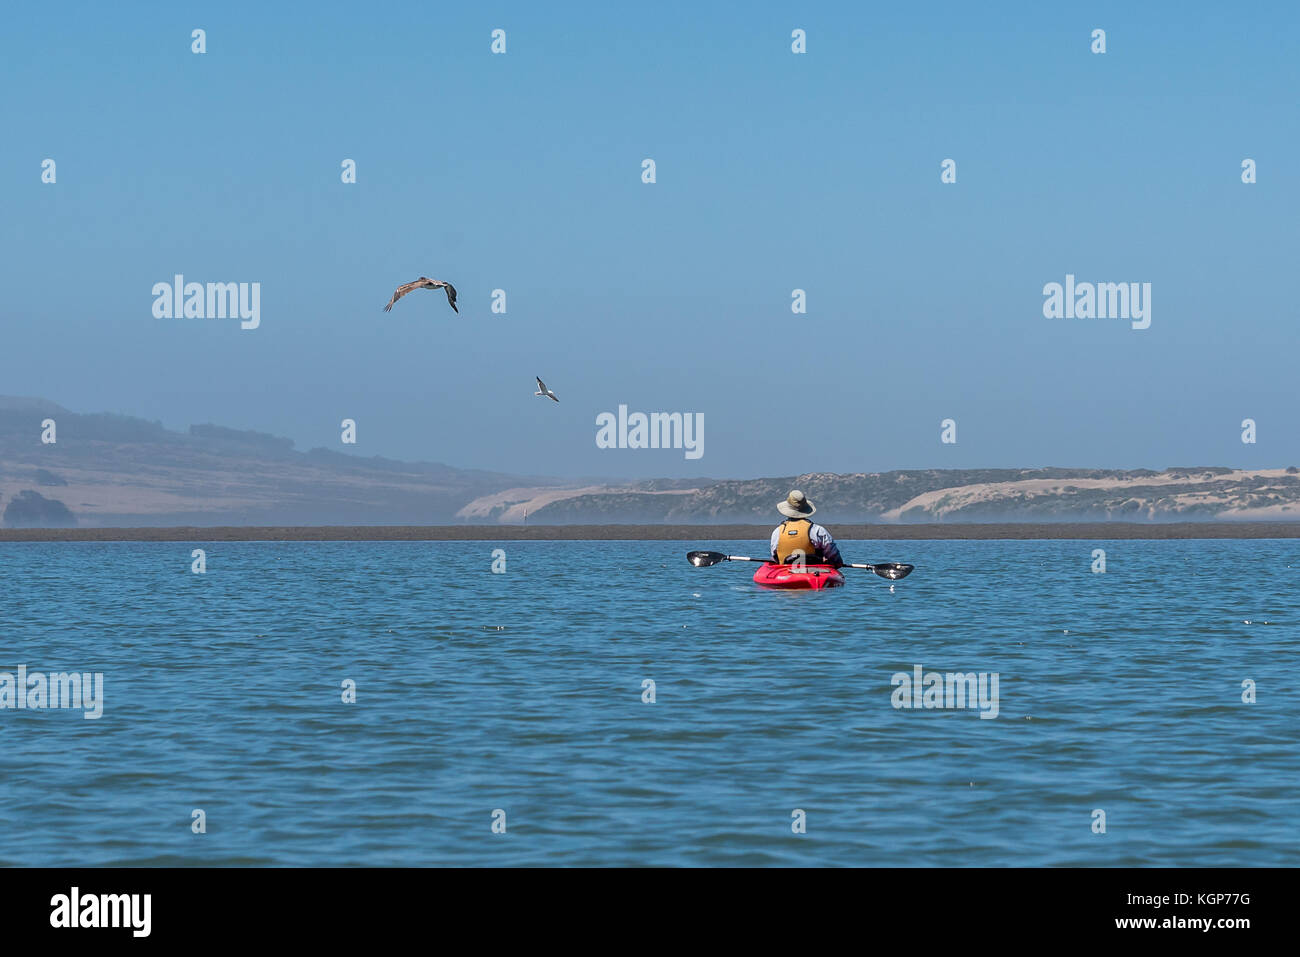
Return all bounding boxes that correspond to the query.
[383,277,458,314]
[535,377,559,402]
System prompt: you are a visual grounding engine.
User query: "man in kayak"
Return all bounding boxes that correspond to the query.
[770,490,844,568]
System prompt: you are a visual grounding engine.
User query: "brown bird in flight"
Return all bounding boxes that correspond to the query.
[383,277,458,314]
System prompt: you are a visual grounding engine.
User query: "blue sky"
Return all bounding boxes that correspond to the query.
[2,1,1295,479]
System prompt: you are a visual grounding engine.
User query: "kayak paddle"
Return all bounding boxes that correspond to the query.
[686,550,914,580]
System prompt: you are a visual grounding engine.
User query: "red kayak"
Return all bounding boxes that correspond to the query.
[752,563,845,590]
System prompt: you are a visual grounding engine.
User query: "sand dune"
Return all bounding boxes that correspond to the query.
[879,469,1299,520]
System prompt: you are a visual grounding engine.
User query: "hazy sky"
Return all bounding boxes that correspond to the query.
[3,1,1295,479]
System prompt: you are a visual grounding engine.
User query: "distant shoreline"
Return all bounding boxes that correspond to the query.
[2,522,1300,542]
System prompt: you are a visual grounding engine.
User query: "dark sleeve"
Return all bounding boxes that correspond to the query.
[817,528,843,567]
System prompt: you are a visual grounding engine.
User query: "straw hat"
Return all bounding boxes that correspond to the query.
[777,489,816,518]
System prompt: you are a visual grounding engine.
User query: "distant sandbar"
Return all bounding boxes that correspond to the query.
[2,522,1299,542]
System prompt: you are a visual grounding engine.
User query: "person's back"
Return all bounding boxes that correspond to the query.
[769,490,843,568]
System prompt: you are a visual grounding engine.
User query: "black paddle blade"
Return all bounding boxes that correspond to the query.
[874,563,914,580]
[687,550,728,567]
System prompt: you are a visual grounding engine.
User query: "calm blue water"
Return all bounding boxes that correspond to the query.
[1,539,1297,866]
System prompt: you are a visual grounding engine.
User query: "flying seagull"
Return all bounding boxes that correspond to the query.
[535,377,559,402]
[383,277,458,314]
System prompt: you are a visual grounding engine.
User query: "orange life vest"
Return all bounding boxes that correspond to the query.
[776,519,822,564]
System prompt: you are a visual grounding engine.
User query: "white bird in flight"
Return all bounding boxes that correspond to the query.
[535,377,559,402]
[383,277,458,314]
